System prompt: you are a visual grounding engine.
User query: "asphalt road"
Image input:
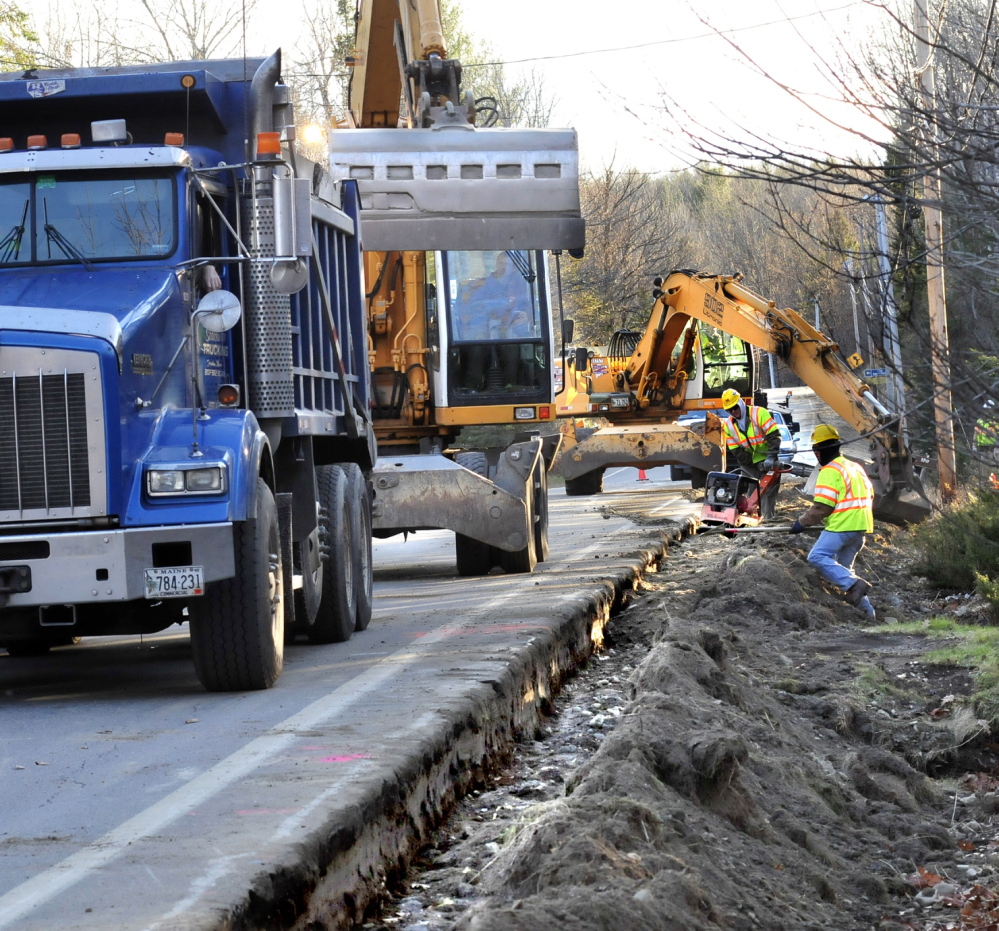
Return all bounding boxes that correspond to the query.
[0,480,697,930]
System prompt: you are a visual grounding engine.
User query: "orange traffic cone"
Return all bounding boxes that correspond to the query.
[637,469,649,482]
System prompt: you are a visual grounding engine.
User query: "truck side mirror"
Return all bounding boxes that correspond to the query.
[194,290,242,333]
[562,319,574,344]
[575,347,589,370]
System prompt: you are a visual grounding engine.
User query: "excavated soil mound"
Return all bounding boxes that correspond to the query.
[369,487,999,931]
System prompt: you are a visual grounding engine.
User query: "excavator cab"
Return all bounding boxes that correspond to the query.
[435,248,554,420]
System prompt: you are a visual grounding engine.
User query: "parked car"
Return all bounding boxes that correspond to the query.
[770,408,800,435]
[776,423,797,463]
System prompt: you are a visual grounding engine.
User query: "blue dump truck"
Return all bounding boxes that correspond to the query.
[0,53,375,690]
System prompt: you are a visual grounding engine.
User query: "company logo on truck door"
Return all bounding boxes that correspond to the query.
[702,293,724,326]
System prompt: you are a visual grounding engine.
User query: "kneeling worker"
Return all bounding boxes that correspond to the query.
[789,424,875,617]
[720,387,782,518]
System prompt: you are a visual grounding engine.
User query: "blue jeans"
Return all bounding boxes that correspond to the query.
[807,529,874,614]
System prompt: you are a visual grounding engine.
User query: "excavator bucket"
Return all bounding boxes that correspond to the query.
[871,474,934,525]
[329,127,584,252]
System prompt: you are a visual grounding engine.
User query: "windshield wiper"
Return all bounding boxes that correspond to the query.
[42,198,94,271]
[0,198,28,263]
[506,250,536,283]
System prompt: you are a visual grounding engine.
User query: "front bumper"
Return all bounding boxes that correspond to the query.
[0,523,235,606]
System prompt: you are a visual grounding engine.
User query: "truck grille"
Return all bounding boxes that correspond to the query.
[0,348,106,521]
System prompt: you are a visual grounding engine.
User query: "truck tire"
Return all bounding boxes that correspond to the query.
[308,464,356,644]
[499,485,537,574]
[190,478,284,691]
[294,528,323,632]
[564,470,603,496]
[278,493,299,644]
[342,463,373,632]
[533,462,550,562]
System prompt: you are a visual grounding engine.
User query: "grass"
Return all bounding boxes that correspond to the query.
[849,662,913,702]
[869,616,999,727]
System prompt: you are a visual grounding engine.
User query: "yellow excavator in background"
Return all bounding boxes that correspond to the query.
[329,0,584,573]
[557,270,931,524]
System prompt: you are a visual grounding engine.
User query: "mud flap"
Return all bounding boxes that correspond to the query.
[329,127,584,252]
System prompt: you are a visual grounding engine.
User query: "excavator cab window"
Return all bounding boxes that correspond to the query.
[441,249,551,406]
[699,325,753,400]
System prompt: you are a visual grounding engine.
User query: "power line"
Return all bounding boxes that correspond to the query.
[462,2,865,69]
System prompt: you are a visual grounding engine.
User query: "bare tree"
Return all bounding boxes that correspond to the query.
[136,0,254,61]
[562,166,690,342]
[650,0,999,478]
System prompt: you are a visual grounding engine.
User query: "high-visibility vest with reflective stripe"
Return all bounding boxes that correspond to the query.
[723,406,778,464]
[813,457,874,532]
[976,419,998,449]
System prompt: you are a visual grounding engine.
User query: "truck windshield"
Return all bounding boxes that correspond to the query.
[0,171,176,266]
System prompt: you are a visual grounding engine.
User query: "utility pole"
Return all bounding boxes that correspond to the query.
[914,0,957,502]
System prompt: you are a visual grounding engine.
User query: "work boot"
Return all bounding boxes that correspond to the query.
[844,578,871,606]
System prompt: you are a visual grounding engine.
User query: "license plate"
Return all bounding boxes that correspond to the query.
[143,566,205,599]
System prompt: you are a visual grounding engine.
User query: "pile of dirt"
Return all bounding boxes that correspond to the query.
[365,485,999,931]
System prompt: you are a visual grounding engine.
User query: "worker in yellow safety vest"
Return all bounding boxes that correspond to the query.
[975,401,999,463]
[789,424,876,618]
[720,386,783,518]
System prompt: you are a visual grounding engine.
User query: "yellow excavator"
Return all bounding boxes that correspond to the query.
[329,0,585,573]
[557,270,931,524]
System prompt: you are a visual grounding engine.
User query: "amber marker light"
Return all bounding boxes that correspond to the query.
[256,132,281,158]
[27,135,47,150]
[61,134,81,149]
[164,132,184,146]
[0,138,13,153]
[217,384,240,407]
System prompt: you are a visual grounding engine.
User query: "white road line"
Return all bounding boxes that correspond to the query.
[0,515,676,928]
[0,584,535,928]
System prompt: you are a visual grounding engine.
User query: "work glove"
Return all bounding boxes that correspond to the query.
[762,456,779,472]
[788,520,805,534]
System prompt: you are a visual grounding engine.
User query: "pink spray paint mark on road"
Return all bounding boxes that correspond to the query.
[321,753,373,763]
[237,807,301,816]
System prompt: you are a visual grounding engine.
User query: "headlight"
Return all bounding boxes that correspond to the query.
[148,470,186,494]
[514,406,536,420]
[147,465,226,496]
[185,468,224,492]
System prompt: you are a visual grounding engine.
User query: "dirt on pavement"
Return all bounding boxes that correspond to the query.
[362,482,999,931]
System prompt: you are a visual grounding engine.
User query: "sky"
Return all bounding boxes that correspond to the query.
[453,0,891,174]
[32,0,894,175]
